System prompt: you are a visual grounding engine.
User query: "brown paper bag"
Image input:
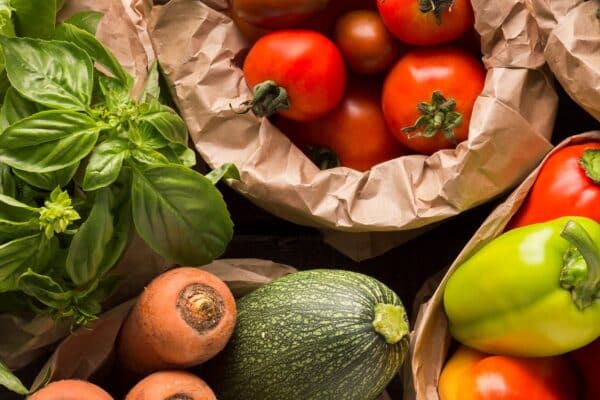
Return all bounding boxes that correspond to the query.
[148,0,557,260]
[404,130,600,400]
[0,0,157,371]
[528,0,600,121]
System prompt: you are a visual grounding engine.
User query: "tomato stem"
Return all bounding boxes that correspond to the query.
[418,0,455,25]
[401,90,463,145]
[560,220,600,310]
[235,80,290,118]
[306,146,341,170]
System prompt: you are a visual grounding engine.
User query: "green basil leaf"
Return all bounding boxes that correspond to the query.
[0,71,9,104]
[82,138,128,191]
[0,164,16,197]
[97,74,131,113]
[0,234,42,292]
[140,62,160,103]
[139,103,188,145]
[0,1,14,37]
[132,146,170,166]
[131,165,233,265]
[97,199,131,278]
[159,143,196,167]
[55,23,132,88]
[0,36,94,110]
[0,87,39,131]
[139,123,170,149]
[66,189,114,285]
[0,193,38,219]
[84,275,122,303]
[18,269,72,309]
[0,360,29,395]
[12,0,57,39]
[63,11,103,35]
[205,163,240,184]
[0,110,100,173]
[13,163,79,191]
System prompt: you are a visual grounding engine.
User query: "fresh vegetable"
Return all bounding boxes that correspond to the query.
[571,338,600,400]
[28,380,112,400]
[117,267,237,376]
[277,81,405,171]
[229,0,330,29]
[0,17,236,329]
[439,346,580,400]
[444,216,600,357]
[382,47,485,154]
[230,5,271,43]
[377,0,474,46]
[333,10,399,74]
[208,269,409,400]
[509,142,600,229]
[125,371,216,400]
[242,29,346,122]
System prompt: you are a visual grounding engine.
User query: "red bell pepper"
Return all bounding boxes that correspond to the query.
[571,338,600,400]
[509,142,600,229]
[439,346,580,400]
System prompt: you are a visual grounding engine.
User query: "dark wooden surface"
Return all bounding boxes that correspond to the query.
[2,87,599,399]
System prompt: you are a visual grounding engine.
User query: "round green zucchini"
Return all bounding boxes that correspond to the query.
[208,269,409,400]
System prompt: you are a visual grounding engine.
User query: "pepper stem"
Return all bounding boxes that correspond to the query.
[579,149,600,184]
[372,303,409,345]
[234,80,290,118]
[418,0,455,25]
[560,220,600,310]
[401,90,463,145]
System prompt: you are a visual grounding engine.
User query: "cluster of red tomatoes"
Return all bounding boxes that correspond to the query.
[231,0,486,171]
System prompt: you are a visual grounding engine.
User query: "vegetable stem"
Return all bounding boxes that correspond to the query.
[372,303,409,344]
[560,220,600,309]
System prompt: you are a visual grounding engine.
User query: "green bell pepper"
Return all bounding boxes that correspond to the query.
[444,216,600,357]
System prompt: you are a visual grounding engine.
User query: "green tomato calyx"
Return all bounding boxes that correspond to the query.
[418,0,455,25]
[560,220,600,310]
[401,90,463,145]
[236,80,290,118]
[38,187,80,239]
[372,303,409,345]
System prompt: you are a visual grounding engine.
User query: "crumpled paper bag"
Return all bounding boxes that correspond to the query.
[404,131,600,400]
[528,0,600,121]
[148,0,557,261]
[0,0,157,371]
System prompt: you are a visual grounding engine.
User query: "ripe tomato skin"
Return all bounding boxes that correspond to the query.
[230,5,272,43]
[382,47,485,155]
[377,0,474,46]
[440,346,580,400]
[508,142,600,229]
[243,30,347,122]
[571,338,600,400]
[230,0,330,29]
[276,80,406,171]
[334,10,399,74]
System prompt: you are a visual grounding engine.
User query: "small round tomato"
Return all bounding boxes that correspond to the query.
[243,30,346,122]
[230,5,272,43]
[276,80,406,171]
[333,10,399,74]
[382,47,485,154]
[230,0,330,29]
[377,0,474,46]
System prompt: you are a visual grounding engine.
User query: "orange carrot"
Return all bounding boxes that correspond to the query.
[28,379,112,400]
[125,370,216,400]
[117,267,236,375]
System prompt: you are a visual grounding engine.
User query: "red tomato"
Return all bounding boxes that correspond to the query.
[230,5,272,43]
[509,142,600,229]
[230,0,330,29]
[571,338,600,400]
[334,10,399,74]
[377,0,474,45]
[381,47,485,155]
[440,346,580,400]
[243,30,347,122]
[276,80,406,171]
